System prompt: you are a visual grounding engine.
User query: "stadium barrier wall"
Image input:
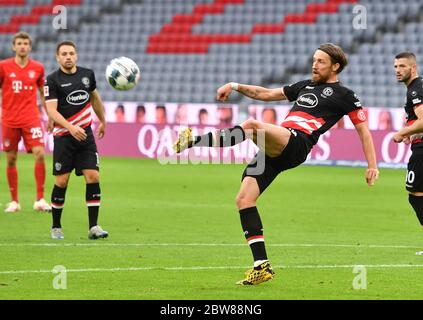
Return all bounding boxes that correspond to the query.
[0,103,409,168]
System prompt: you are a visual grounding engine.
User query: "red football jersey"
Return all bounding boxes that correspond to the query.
[0,58,44,128]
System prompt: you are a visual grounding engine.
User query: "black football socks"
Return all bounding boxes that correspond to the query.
[193,125,246,148]
[239,206,268,268]
[409,194,423,226]
[86,183,101,229]
[51,185,66,229]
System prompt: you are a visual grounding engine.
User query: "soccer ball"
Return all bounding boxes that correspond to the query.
[105,57,140,91]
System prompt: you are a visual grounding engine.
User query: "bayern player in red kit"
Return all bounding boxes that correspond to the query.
[0,32,52,213]
[174,43,379,285]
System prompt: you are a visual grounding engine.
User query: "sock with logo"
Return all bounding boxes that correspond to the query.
[239,206,268,268]
[51,185,67,228]
[86,183,101,229]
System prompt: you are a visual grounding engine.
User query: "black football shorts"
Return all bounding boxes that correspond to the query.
[242,129,312,194]
[406,153,423,193]
[53,127,99,176]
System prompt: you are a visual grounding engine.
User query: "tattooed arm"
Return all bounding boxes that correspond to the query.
[216,82,287,102]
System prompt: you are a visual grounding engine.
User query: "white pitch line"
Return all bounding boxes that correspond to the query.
[0,243,421,249]
[2,264,423,275]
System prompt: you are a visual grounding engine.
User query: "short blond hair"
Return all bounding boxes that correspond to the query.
[13,31,32,46]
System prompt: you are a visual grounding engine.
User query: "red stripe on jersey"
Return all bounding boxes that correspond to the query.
[53,121,92,137]
[281,121,315,135]
[65,103,92,123]
[413,138,422,144]
[73,111,91,127]
[348,109,366,125]
[53,103,92,136]
[407,120,416,127]
[284,111,324,122]
[281,111,325,135]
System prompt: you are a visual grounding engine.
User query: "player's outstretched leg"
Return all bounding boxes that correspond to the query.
[173,125,246,153]
[173,120,291,157]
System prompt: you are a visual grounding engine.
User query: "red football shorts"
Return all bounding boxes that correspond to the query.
[2,123,45,153]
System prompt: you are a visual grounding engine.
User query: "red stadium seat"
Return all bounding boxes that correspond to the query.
[147,0,358,54]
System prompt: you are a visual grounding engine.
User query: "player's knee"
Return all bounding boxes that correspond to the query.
[55,179,69,189]
[236,193,257,210]
[6,155,17,167]
[241,119,260,131]
[34,151,45,162]
[84,172,99,184]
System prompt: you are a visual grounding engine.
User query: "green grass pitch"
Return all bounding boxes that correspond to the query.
[0,154,423,300]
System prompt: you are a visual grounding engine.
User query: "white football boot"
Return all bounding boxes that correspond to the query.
[51,228,64,240]
[33,198,52,212]
[88,225,109,240]
[4,201,21,213]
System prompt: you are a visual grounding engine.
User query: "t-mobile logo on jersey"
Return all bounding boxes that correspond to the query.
[12,80,23,93]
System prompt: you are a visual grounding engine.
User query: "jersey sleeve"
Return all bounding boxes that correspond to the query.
[283,80,310,102]
[90,70,97,92]
[343,91,367,125]
[44,75,58,102]
[409,88,423,109]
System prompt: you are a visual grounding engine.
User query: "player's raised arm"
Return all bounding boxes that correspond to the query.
[90,89,106,139]
[46,99,87,142]
[354,121,379,186]
[217,82,287,102]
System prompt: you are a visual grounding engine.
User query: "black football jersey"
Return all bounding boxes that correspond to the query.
[404,77,423,153]
[282,80,366,145]
[44,66,96,136]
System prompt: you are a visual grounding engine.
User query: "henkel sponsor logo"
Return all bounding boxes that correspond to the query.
[296,93,318,108]
[66,90,89,105]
